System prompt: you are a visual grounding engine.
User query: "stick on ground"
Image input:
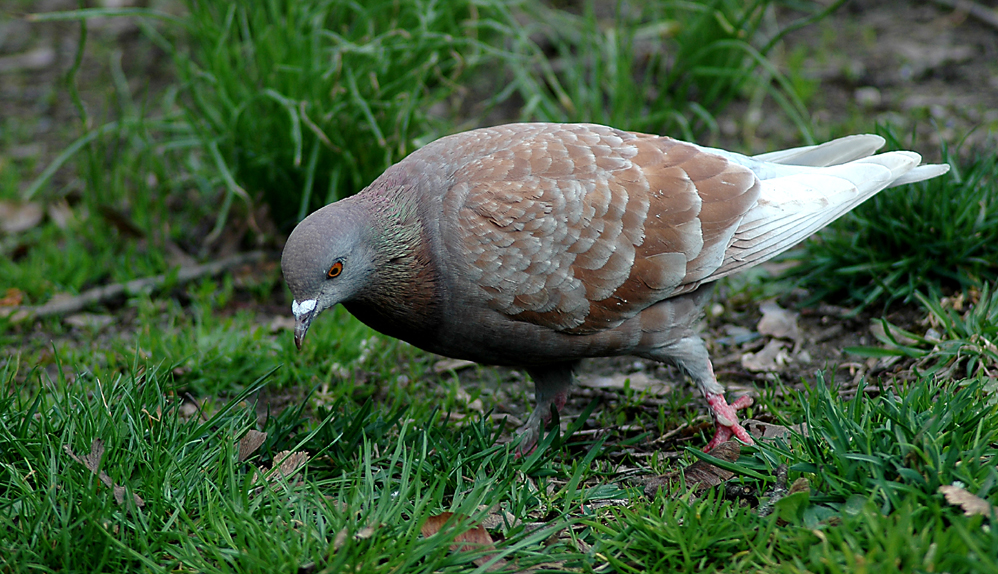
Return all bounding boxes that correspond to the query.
[5,251,268,321]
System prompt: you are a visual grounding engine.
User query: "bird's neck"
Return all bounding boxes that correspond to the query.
[346,188,443,338]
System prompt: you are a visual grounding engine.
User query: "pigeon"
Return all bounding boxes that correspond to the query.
[281,123,949,452]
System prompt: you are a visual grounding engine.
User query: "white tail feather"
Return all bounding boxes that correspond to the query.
[702,136,949,282]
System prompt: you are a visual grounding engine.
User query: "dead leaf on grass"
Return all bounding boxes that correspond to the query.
[332,527,349,551]
[267,450,309,483]
[420,512,505,570]
[740,419,809,441]
[479,506,520,531]
[355,525,376,539]
[758,301,801,343]
[0,200,43,234]
[47,200,75,229]
[64,439,145,507]
[643,440,741,497]
[939,484,994,517]
[238,429,268,462]
[741,340,792,372]
[0,288,24,307]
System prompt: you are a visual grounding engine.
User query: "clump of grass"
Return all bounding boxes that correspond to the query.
[0,360,586,572]
[850,282,998,380]
[588,373,998,572]
[784,375,998,511]
[787,127,998,310]
[497,0,843,140]
[161,0,510,230]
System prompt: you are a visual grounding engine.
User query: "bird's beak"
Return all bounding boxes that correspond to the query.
[291,299,317,350]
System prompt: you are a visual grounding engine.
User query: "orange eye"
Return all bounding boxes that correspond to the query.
[327,261,343,278]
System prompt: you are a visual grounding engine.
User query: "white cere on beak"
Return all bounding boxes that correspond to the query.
[292,299,317,317]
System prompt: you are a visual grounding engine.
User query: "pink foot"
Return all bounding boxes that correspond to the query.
[703,392,754,452]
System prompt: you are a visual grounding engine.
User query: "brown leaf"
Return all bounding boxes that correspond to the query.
[643,441,742,497]
[741,340,791,372]
[47,200,75,229]
[939,485,994,517]
[64,439,108,482]
[64,439,145,507]
[268,450,308,482]
[0,288,24,307]
[420,512,504,570]
[332,528,349,551]
[0,200,43,234]
[740,418,809,441]
[355,526,375,540]
[238,429,268,462]
[789,477,811,495]
[757,301,801,342]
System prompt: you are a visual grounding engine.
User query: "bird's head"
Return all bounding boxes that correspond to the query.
[281,199,377,349]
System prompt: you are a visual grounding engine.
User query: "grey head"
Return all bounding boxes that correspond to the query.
[281,198,377,349]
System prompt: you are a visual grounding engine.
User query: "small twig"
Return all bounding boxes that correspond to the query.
[6,251,268,320]
[932,0,998,30]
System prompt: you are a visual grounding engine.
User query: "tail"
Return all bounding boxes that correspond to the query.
[703,135,950,280]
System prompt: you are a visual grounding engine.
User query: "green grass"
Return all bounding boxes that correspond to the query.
[8,0,998,571]
[8,340,998,572]
[23,0,834,237]
[0,362,588,572]
[587,373,998,573]
[849,283,998,381]
[498,0,842,141]
[787,127,998,311]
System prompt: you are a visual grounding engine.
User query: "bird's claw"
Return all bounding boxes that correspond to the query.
[704,392,755,452]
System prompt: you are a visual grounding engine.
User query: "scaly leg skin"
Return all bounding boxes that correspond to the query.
[641,333,755,452]
[517,363,575,456]
[704,392,754,452]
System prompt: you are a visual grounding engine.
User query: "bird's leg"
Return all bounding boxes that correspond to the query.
[642,335,754,451]
[518,363,576,455]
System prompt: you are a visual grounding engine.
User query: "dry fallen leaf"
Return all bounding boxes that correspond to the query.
[0,200,44,234]
[64,439,145,507]
[267,450,309,482]
[740,419,809,441]
[939,485,994,517]
[0,288,24,307]
[47,200,75,229]
[420,512,504,570]
[238,429,268,462]
[643,440,742,497]
[757,301,801,343]
[332,527,349,551]
[742,340,791,372]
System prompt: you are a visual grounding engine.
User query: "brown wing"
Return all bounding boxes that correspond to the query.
[442,123,759,334]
